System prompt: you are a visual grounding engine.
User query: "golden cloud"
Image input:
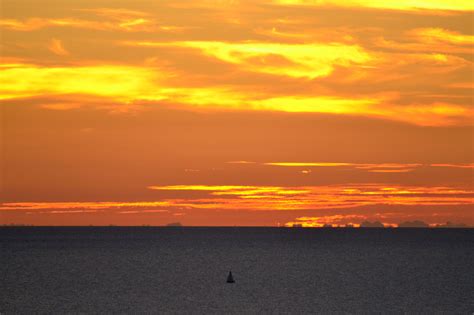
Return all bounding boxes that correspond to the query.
[47,38,69,56]
[1,61,471,126]
[409,28,474,45]
[2,184,472,215]
[272,0,474,11]
[125,40,373,79]
[0,8,177,33]
[0,63,164,101]
[263,162,423,173]
[431,163,474,169]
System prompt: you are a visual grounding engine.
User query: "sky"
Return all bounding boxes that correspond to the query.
[1,0,473,227]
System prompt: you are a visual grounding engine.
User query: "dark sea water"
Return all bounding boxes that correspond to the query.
[1,227,473,314]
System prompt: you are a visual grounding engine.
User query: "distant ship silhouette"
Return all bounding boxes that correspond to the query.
[226,271,235,283]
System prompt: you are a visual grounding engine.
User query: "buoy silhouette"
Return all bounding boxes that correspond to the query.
[226,271,235,283]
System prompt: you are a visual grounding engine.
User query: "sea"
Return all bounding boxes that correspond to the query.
[1,227,473,314]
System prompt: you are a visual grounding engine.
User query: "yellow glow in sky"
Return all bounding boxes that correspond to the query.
[410,28,474,45]
[1,62,470,126]
[129,41,372,79]
[265,162,354,167]
[0,64,163,101]
[274,0,474,11]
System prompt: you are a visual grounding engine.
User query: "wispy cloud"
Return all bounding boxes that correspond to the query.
[1,201,171,211]
[264,162,354,167]
[47,38,69,56]
[0,8,178,33]
[30,210,100,214]
[367,169,415,173]
[262,162,474,172]
[271,0,474,11]
[263,162,421,173]
[409,28,474,45]
[2,62,470,126]
[0,63,165,101]
[430,163,474,169]
[123,40,373,79]
[118,210,168,214]
[3,184,472,214]
[148,184,473,210]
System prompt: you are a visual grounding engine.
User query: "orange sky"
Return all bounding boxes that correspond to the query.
[1,0,473,226]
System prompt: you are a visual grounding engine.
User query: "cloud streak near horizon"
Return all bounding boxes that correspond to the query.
[2,183,473,226]
[3,184,472,212]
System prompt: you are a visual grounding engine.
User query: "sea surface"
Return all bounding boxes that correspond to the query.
[1,227,473,314]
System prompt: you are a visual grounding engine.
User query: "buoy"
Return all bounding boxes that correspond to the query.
[226,271,235,283]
